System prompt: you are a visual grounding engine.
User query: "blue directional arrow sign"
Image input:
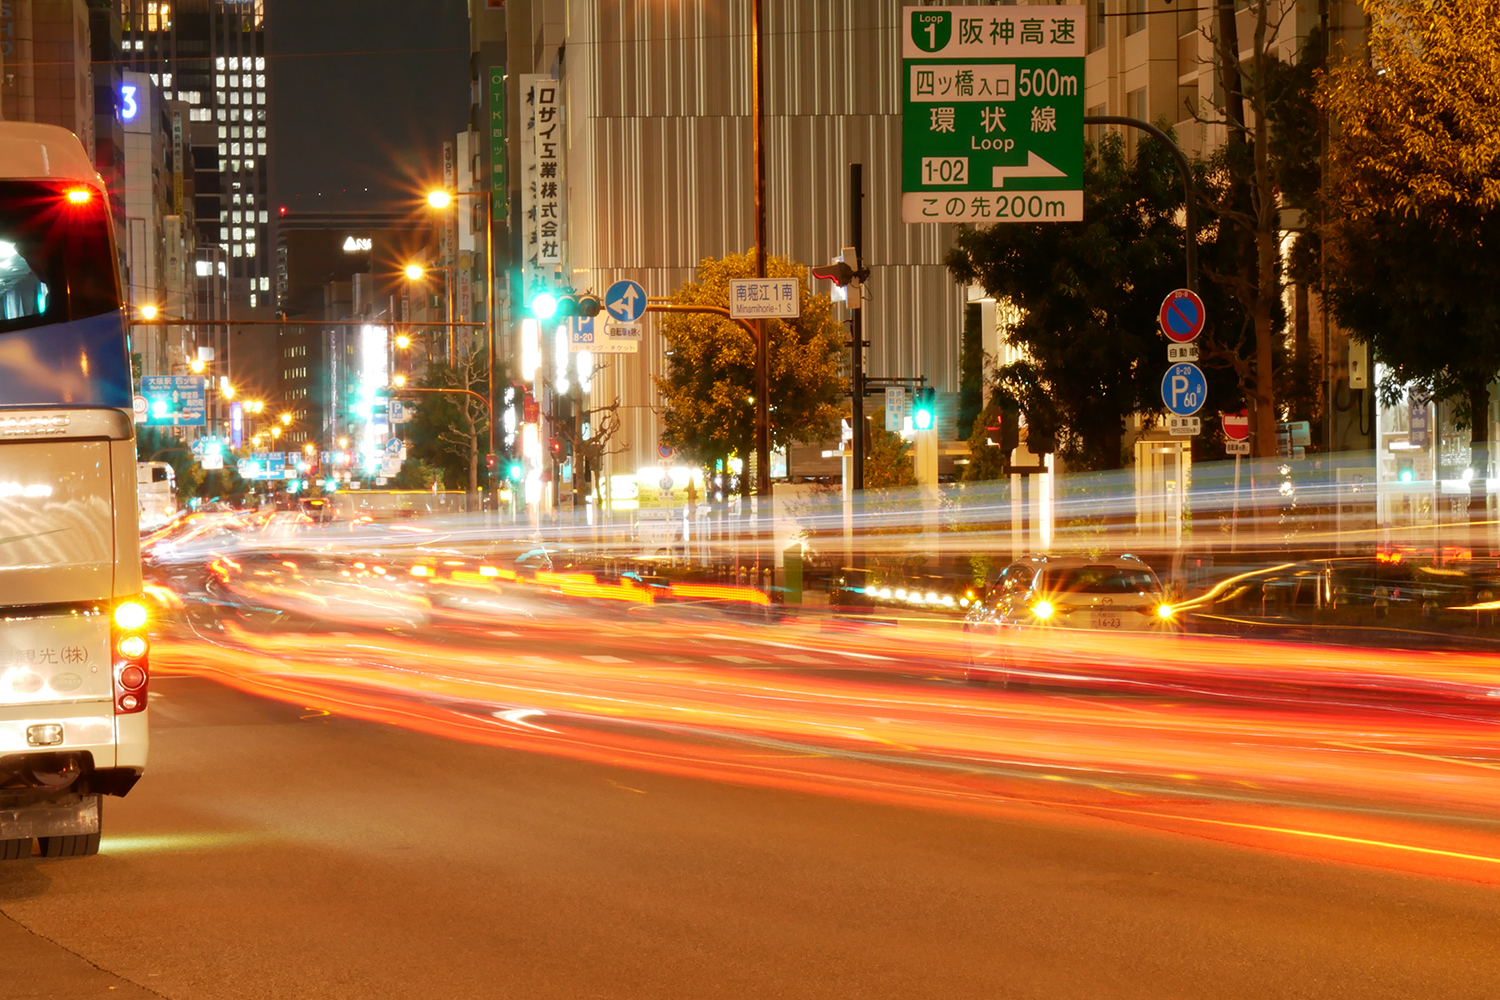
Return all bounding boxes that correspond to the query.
[1161,363,1207,416]
[605,279,646,324]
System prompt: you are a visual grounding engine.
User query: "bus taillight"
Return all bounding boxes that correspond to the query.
[111,599,150,715]
[65,188,92,204]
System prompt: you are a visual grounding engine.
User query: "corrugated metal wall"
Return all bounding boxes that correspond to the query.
[560,0,992,472]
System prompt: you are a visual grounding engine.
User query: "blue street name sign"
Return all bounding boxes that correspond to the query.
[1161,363,1207,416]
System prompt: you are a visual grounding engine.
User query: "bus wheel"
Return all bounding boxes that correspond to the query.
[37,833,100,858]
[1,838,30,861]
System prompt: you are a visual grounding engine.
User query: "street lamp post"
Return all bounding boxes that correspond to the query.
[427,188,499,509]
[405,263,455,362]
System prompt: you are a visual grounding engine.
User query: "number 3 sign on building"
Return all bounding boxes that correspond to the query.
[901,6,1086,224]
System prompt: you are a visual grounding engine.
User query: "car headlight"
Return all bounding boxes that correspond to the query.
[1156,603,1175,619]
[1031,600,1055,620]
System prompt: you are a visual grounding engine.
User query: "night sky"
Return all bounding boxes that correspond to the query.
[268,0,471,214]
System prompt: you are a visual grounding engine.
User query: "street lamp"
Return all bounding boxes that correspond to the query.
[189,357,205,374]
[405,260,454,361]
[139,304,158,321]
[425,186,497,502]
[395,333,411,350]
[279,412,292,426]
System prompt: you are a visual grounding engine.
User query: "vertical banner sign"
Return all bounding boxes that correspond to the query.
[440,140,456,265]
[533,79,564,266]
[171,108,185,214]
[458,251,474,324]
[519,75,543,303]
[488,67,507,222]
[901,6,1085,223]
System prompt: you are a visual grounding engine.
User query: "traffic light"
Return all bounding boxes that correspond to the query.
[810,261,857,287]
[576,292,602,318]
[507,460,524,482]
[486,453,497,472]
[529,291,559,320]
[912,387,935,431]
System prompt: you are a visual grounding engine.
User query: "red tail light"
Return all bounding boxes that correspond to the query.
[111,599,149,715]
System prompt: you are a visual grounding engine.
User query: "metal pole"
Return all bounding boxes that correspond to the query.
[752,0,770,501]
[1082,116,1196,293]
[849,163,865,492]
[485,191,498,513]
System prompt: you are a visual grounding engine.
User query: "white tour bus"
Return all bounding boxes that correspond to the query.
[0,123,149,860]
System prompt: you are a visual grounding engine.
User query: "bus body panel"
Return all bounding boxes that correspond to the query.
[0,125,143,852]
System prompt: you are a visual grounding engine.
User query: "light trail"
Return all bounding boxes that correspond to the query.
[155,610,1500,886]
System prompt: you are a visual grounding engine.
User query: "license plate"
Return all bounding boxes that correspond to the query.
[1090,612,1122,629]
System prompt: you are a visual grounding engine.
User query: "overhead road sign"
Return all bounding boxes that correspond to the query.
[1159,288,1206,343]
[605,280,646,324]
[1161,363,1207,417]
[729,278,801,319]
[140,375,206,427]
[901,5,1085,224]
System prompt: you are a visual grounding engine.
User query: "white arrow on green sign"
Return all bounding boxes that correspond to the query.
[901,5,1085,224]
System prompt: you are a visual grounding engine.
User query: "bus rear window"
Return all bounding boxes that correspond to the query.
[0,181,118,335]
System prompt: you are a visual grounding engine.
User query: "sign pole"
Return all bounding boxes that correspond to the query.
[1231,452,1241,554]
[850,163,865,494]
[752,0,769,504]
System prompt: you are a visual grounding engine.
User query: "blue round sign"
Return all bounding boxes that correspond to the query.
[1161,363,1207,416]
[605,280,647,324]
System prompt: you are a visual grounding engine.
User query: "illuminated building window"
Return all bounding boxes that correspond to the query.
[232,245,242,257]
[257,143,266,156]
[218,143,226,156]
[256,75,265,87]
[229,57,239,70]
[256,92,266,105]
[215,74,225,87]
[216,57,225,70]
[232,211,242,224]
[229,75,239,87]
[232,227,242,240]
[216,109,227,121]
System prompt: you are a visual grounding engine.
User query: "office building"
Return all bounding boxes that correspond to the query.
[118,0,271,309]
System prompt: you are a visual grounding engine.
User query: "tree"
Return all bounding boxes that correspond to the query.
[656,250,846,479]
[864,408,916,489]
[404,346,491,509]
[946,131,1241,470]
[1194,0,1299,456]
[552,387,628,509]
[1323,0,1500,518]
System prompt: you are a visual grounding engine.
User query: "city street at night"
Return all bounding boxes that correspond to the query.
[8,645,1500,1000]
[4,0,1500,997]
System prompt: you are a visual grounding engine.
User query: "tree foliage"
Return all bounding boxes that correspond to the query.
[947,131,1242,470]
[655,250,846,469]
[1322,0,1500,499]
[863,408,916,489]
[404,346,492,504]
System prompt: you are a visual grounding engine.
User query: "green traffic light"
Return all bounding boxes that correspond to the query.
[531,292,559,320]
[507,462,524,481]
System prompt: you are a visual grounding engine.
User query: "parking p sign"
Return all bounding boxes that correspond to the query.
[1161,363,1206,416]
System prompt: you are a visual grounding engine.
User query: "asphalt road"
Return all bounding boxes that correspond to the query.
[5,671,1500,1000]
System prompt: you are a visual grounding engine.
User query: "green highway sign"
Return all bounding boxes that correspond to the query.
[901,5,1085,224]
